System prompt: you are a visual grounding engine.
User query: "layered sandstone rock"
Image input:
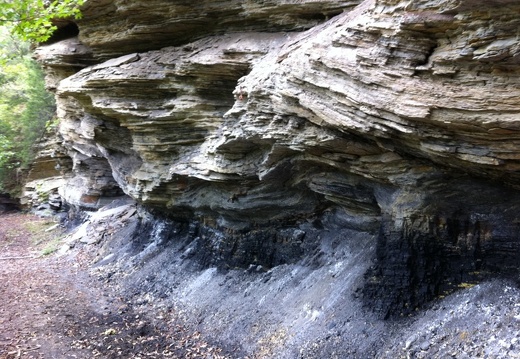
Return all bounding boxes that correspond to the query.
[77,0,361,60]
[38,0,520,348]
[20,126,70,214]
[53,0,520,218]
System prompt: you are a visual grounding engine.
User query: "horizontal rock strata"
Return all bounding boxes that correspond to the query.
[36,0,520,354]
[77,0,361,60]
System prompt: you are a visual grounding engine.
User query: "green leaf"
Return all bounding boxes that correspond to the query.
[0,0,85,43]
[0,27,56,194]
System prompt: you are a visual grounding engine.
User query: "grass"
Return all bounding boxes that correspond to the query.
[26,220,56,243]
[1,212,65,257]
[20,215,64,256]
[40,236,63,256]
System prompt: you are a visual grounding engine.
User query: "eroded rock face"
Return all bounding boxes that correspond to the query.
[21,127,71,215]
[43,0,520,335]
[34,36,95,91]
[77,0,361,60]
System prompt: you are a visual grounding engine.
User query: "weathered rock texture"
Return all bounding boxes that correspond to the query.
[20,127,67,214]
[37,0,520,356]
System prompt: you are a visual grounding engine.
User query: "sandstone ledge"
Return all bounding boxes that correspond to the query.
[38,0,520,337]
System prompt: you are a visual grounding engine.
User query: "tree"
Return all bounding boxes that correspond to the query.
[0,0,85,43]
[0,0,84,194]
[0,26,56,194]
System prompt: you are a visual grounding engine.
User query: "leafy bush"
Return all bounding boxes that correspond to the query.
[0,1,84,194]
[0,27,56,194]
[0,0,85,43]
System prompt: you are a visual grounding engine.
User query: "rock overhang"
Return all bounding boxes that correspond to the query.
[35,0,520,319]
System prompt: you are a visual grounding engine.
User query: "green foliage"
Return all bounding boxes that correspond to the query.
[0,27,56,194]
[0,134,16,167]
[0,0,80,193]
[0,0,85,43]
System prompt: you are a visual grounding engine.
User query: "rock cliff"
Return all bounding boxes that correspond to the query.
[33,0,520,357]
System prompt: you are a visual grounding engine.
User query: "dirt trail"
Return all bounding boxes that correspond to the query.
[0,212,228,359]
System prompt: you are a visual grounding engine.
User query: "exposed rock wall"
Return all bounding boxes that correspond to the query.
[36,0,520,355]
[77,0,361,60]
[20,126,70,214]
[48,0,520,212]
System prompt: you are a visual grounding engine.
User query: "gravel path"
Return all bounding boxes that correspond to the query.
[0,212,227,359]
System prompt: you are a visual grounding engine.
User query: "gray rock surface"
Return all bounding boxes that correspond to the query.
[53,0,520,213]
[64,202,520,358]
[34,0,520,357]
